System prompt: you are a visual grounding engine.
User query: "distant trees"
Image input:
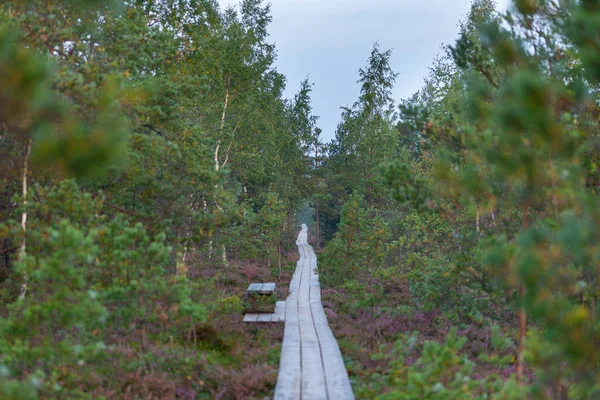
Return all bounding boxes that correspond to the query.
[329,44,398,205]
[317,43,399,247]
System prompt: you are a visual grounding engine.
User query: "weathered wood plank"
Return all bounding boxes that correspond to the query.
[257,313,273,322]
[260,282,276,294]
[274,301,286,319]
[274,296,301,399]
[243,300,286,324]
[243,314,259,322]
[271,314,285,322]
[247,282,276,295]
[247,283,263,292]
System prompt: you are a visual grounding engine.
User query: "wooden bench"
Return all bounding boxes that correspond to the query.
[243,282,285,323]
[243,301,285,323]
[247,282,276,295]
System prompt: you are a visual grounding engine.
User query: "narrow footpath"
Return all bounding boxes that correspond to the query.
[274,224,354,400]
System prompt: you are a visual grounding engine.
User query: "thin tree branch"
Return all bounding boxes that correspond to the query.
[0,247,17,255]
[102,201,135,216]
[473,60,499,89]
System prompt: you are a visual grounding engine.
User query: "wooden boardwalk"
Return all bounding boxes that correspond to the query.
[274,224,354,400]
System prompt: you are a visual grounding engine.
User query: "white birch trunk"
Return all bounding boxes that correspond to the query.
[209,78,230,264]
[221,244,228,268]
[203,198,213,260]
[17,139,32,300]
[215,76,230,173]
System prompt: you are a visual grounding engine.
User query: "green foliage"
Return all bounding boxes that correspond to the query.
[374,329,524,400]
[327,44,399,206]
[382,0,600,395]
[321,194,390,282]
[0,181,210,396]
[0,0,296,396]
[0,7,128,179]
[228,192,285,262]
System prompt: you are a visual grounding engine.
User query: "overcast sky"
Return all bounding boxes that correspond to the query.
[217,0,511,141]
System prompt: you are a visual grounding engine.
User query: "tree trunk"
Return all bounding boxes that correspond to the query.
[278,230,282,280]
[210,77,231,266]
[221,244,228,268]
[517,286,527,384]
[215,76,231,173]
[179,193,194,276]
[315,200,320,250]
[179,240,189,276]
[516,202,531,385]
[17,138,32,301]
[203,198,214,261]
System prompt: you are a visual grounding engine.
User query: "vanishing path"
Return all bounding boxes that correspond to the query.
[274,224,354,400]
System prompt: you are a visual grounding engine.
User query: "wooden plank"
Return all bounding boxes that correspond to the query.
[259,282,276,294]
[271,314,284,322]
[243,314,259,322]
[297,249,327,399]
[311,300,354,398]
[247,283,263,292]
[244,300,286,324]
[257,313,273,322]
[274,296,301,399]
[247,282,276,295]
[243,313,285,323]
[274,301,286,319]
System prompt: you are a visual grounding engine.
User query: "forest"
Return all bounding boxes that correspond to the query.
[1,0,599,398]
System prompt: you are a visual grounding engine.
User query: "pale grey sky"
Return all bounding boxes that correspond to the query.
[218,0,511,141]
